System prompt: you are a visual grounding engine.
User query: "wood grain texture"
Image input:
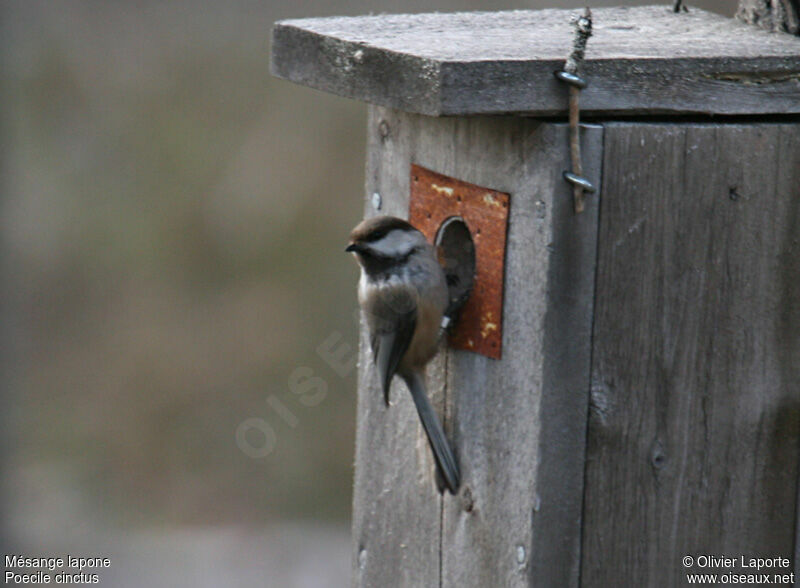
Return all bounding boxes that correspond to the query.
[737,0,800,35]
[439,119,602,588]
[581,123,800,587]
[350,109,442,588]
[351,108,602,586]
[271,6,800,117]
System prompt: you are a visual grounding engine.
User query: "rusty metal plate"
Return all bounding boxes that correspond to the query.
[409,164,510,360]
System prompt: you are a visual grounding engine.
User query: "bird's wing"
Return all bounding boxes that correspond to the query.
[368,288,417,405]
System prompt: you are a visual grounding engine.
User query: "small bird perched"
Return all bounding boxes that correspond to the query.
[346,215,460,494]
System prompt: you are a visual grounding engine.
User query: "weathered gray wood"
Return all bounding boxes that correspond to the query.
[350,109,443,588]
[351,109,602,587]
[439,120,602,588]
[737,0,800,35]
[271,6,800,117]
[581,123,800,587]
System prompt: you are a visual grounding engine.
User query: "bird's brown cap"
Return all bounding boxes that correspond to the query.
[348,215,419,244]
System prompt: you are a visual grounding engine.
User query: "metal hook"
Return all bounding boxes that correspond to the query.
[554,70,587,89]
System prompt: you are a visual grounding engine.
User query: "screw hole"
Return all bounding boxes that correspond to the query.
[378,119,390,140]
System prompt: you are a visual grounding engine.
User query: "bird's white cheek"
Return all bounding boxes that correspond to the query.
[357,272,369,305]
[369,229,418,257]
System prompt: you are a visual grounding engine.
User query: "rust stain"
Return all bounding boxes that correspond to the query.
[431,183,454,196]
[409,164,510,360]
[482,193,502,207]
[481,312,498,339]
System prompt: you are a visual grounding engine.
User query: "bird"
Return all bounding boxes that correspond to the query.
[346,215,461,494]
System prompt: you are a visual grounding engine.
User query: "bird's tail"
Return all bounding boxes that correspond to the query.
[403,372,460,494]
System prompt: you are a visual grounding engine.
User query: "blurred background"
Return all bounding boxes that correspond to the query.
[1,0,733,586]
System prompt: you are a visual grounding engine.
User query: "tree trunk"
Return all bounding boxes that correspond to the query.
[736,0,800,34]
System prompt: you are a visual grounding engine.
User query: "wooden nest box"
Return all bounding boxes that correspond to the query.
[272,6,800,586]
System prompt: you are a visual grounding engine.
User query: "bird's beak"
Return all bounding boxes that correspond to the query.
[345,243,362,253]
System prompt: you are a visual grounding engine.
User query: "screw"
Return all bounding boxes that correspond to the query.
[378,120,390,140]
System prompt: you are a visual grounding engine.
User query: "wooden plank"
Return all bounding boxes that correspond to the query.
[350,108,443,588]
[438,119,602,588]
[271,7,800,117]
[350,107,602,586]
[777,123,800,582]
[582,123,800,587]
[737,0,799,35]
[529,123,602,586]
